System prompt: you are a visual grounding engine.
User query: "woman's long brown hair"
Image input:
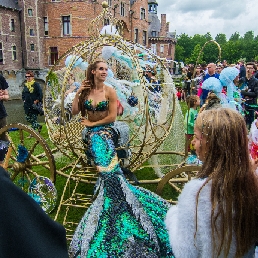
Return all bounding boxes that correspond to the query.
[195,108,258,257]
[78,60,104,117]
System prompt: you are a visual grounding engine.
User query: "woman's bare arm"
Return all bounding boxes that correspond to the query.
[71,80,90,115]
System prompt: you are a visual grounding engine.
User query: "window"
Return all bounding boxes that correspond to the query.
[0,43,3,64]
[151,31,156,37]
[44,17,48,36]
[143,31,147,46]
[30,29,35,36]
[12,46,17,60]
[120,2,125,16]
[62,16,70,35]
[134,28,138,43]
[140,8,145,20]
[30,44,35,51]
[160,44,164,53]
[104,18,110,26]
[49,47,58,65]
[10,19,15,32]
[149,4,157,13]
[28,9,33,16]
[108,0,111,6]
[151,44,156,54]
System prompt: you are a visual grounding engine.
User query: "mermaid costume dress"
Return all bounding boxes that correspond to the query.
[69,100,174,258]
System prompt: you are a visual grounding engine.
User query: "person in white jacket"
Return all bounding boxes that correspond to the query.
[165,108,258,258]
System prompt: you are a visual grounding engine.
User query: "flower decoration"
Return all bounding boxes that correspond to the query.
[16,145,29,163]
[127,94,138,107]
[28,176,58,213]
[65,55,88,70]
[100,25,120,36]
[102,46,133,69]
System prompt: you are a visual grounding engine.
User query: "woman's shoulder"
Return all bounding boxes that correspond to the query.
[33,81,41,88]
[179,178,209,199]
[105,85,117,98]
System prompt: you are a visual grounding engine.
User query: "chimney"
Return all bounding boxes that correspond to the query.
[160,14,166,37]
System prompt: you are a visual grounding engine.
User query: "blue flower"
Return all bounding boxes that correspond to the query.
[16,145,29,163]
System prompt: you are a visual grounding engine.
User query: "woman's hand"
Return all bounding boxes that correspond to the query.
[77,80,91,94]
[81,117,94,127]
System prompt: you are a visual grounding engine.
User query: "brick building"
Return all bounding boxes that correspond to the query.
[148,0,176,61]
[0,0,176,98]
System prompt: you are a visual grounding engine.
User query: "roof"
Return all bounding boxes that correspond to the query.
[0,0,19,10]
[148,13,161,37]
[148,0,158,5]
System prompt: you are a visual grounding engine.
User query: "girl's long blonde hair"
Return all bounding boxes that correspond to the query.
[195,108,258,257]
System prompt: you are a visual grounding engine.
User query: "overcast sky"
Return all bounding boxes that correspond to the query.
[157,0,257,39]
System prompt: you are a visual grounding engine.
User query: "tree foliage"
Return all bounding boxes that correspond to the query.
[175,30,258,65]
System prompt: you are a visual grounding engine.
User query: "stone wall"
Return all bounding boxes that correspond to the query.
[0,7,23,70]
[3,69,48,99]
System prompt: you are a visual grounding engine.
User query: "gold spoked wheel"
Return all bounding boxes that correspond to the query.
[156,165,201,204]
[0,123,56,192]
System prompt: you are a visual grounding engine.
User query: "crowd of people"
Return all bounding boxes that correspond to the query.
[1,59,258,257]
[182,60,258,134]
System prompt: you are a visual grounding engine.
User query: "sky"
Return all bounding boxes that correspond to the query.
[157,0,257,39]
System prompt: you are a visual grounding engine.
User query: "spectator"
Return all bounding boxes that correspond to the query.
[200,63,219,106]
[181,89,186,102]
[186,66,194,96]
[192,65,203,95]
[0,74,9,164]
[184,95,200,153]
[240,62,258,129]
[166,108,258,258]
[0,166,68,257]
[22,71,43,133]
[215,64,223,75]
[199,92,221,113]
[239,60,246,79]
[222,59,228,68]
[176,88,182,101]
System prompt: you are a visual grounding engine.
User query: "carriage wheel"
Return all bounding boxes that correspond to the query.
[156,165,201,204]
[0,123,56,192]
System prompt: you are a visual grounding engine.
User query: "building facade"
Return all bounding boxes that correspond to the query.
[148,0,176,61]
[0,0,176,98]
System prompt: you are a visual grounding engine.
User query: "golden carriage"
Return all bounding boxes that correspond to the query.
[0,2,200,238]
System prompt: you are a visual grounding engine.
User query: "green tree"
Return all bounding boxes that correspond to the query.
[229,32,240,41]
[174,44,185,61]
[204,32,213,41]
[192,34,206,49]
[222,41,241,64]
[174,31,258,64]
[243,31,254,41]
[185,44,203,64]
[176,33,193,61]
[215,33,227,45]
[240,31,256,61]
